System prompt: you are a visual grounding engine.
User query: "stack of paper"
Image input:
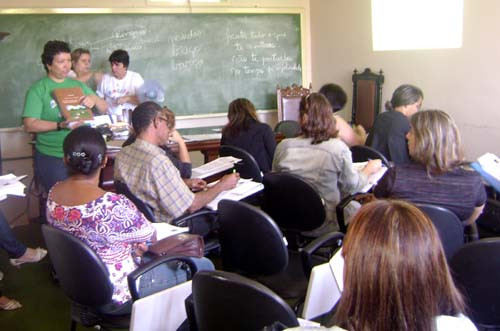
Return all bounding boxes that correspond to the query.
[0,174,27,201]
[352,162,388,193]
[191,156,241,179]
[206,178,264,210]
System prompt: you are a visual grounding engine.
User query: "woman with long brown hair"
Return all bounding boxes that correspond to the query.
[273,93,380,234]
[332,200,474,330]
[287,200,476,331]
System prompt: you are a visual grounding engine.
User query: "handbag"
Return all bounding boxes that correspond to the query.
[148,233,204,258]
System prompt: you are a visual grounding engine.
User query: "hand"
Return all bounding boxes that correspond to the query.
[169,130,185,144]
[217,173,240,191]
[353,124,367,140]
[362,159,382,176]
[79,95,96,109]
[116,96,128,105]
[186,178,207,191]
[59,120,84,130]
[133,243,149,256]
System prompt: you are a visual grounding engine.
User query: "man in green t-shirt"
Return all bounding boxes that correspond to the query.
[22,40,108,193]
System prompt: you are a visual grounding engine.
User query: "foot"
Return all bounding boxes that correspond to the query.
[0,296,22,311]
[10,247,47,267]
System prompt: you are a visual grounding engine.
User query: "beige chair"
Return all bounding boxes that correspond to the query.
[276,84,311,122]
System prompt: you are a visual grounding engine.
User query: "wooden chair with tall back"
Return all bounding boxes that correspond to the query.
[352,68,384,132]
[276,83,311,122]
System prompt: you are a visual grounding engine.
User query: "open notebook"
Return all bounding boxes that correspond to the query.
[191,156,241,179]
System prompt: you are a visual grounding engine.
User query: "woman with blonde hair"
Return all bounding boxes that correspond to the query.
[221,98,276,173]
[68,48,103,92]
[374,110,486,227]
[273,93,380,233]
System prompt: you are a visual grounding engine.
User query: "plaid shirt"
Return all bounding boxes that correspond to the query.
[114,138,194,223]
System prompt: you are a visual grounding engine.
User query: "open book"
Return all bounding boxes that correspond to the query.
[191,156,241,179]
[0,174,27,201]
[206,178,264,210]
[352,162,388,193]
[52,87,94,121]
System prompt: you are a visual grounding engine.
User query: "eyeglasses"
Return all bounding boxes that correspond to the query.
[157,116,169,125]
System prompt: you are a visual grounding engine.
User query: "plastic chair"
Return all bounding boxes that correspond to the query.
[219,145,263,182]
[41,224,199,331]
[274,120,301,138]
[192,270,299,331]
[217,199,343,311]
[261,172,326,248]
[450,238,500,329]
[416,203,464,262]
[350,144,391,167]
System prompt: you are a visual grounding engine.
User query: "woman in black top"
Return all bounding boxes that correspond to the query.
[221,98,276,173]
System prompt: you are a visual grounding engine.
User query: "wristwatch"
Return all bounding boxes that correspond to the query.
[56,122,61,131]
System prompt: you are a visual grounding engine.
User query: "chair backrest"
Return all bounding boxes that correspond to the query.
[352,68,384,131]
[274,120,301,138]
[114,180,156,222]
[41,224,114,306]
[262,172,325,233]
[218,199,288,276]
[276,84,311,122]
[350,144,391,167]
[450,238,500,328]
[193,270,299,331]
[416,203,464,262]
[219,145,263,182]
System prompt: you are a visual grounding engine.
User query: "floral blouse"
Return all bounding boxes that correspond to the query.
[47,189,155,305]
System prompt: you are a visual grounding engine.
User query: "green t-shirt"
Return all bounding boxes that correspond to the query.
[23,77,95,158]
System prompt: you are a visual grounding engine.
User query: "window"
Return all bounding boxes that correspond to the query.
[371,0,464,51]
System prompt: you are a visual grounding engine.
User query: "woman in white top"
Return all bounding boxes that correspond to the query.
[288,200,477,331]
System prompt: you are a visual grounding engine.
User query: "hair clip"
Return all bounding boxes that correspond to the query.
[72,151,86,158]
[97,153,103,164]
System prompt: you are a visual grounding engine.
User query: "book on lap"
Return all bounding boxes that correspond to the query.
[52,87,94,122]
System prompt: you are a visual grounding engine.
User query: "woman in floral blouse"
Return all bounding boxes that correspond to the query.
[46,126,212,312]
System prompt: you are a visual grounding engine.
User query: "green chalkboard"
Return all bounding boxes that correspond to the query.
[0,13,302,128]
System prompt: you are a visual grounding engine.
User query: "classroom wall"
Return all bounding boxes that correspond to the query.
[310,0,500,160]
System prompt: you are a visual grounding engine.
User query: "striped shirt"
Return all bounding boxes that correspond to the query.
[114,138,194,223]
[374,162,486,222]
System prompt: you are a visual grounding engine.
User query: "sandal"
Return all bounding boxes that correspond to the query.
[0,296,22,311]
[10,247,47,268]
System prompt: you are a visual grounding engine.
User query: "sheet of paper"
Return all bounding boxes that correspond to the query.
[152,223,189,240]
[191,156,241,179]
[205,178,264,210]
[478,153,500,181]
[329,248,344,292]
[352,162,388,193]
[0,174,27,197]
[182,133,222,142]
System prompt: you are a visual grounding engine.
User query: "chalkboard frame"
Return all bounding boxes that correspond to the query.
[0,7,309,129]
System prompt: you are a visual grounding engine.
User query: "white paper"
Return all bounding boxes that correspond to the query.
[478,153,500,181]
[151,223,189,240]
[352,162,388,193]
[191,156,241,179]
[0,174,27,198]
[205,178,264,210]
[182,133,222,142]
